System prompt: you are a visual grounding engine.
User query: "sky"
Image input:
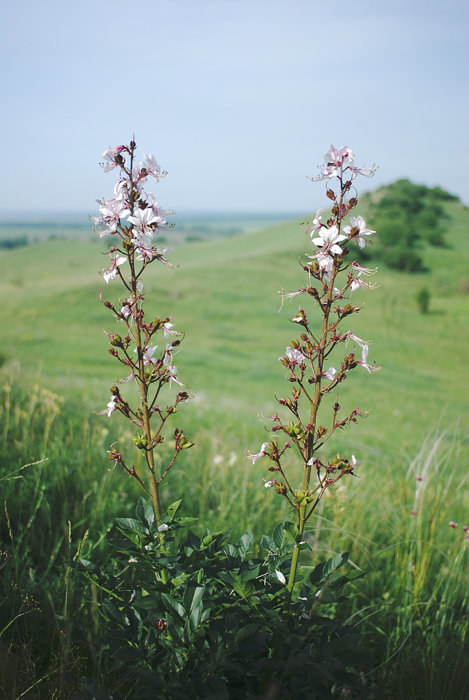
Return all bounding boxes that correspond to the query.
[1,0,467,215]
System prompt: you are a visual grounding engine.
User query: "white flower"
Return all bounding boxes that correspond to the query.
[343,215,375,249]
[282,347,305,366]
[158,523,169,532]
[358,344,381,374]
[247,442,270,464]
[168,366,184,387]
[163,322,175,338]
[101,146,125,173]
[323,367,337,381]
[143,345,158,365]
[98,395,117,417]
[312,225,347,256]
[141,153,165,180]
[350,261,379,292]
[345,332,367,348]
[307,208,325,236]
[103,254,127,284]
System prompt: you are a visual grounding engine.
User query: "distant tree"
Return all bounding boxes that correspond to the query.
[356,179,456,272]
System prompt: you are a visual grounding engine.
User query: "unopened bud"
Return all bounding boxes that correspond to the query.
[342,304,354,316]
[103,300,112,308]
[326,189,335,201]
[290,339,300,349]
[132,435,148,449]
[275,482,288,496]
[110,334,123,347]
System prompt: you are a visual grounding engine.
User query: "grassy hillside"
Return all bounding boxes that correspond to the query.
[0,200,468,452]
[1,199,469,698]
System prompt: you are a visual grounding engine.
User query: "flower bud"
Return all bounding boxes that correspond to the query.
[306,262,319,274]
[275,481,288,496]
[326,189,336,201]
[110,334,123,347]
[290,339,300,349]
[132,435,148,449]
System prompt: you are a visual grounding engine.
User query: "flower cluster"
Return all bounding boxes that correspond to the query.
[94,139,193,525]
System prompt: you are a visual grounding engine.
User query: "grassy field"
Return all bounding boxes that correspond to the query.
[1,199,469,698]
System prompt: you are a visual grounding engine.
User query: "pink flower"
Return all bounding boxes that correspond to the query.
[343,215,375,249]
[416,475,423,481]
[463,525,469,533]
[410,510,416,517]
[101,146,125,172]
[449,521,458,529]
[141,153,165,180]
[103,254,127,284]
[358,344,381,374]
[312,225,347,256]
[98,396,117,417]
[306,208,325,236]
[248,442,270,464]
[281,347,305,366]
[163,322,175,338]
[143,345,158,365]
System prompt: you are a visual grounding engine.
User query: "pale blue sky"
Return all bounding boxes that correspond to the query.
[1,0,467,214]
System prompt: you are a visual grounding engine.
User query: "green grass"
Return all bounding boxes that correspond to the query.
[0,200,469,697]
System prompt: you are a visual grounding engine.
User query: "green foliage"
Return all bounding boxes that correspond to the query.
[72,499,367,699]
[360,179,457,271]
[416,286,431,314]
[0,235,28,249]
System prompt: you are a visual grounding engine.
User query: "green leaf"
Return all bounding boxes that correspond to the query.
[236,530,254,555]
[111,646,142,663]
[115,517,149,534]
[161,593,186,621]
[272,522,285,549]
[143,503,155,528]
[322,552,349,579]
[167,499,182,520]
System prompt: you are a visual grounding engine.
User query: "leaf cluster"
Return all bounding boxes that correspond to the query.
[72,500,368,700]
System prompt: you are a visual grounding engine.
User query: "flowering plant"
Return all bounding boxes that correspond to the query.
[249,143,380,620]
[93,139,194,532]
[75,142,374,699]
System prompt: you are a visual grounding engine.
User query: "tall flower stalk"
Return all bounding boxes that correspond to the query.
[93,139,193,531]
[250,144,380,614]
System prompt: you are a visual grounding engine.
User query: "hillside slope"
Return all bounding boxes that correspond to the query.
[0,201,468,450]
